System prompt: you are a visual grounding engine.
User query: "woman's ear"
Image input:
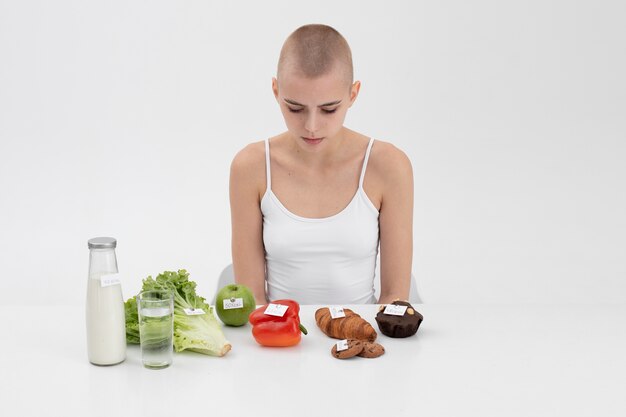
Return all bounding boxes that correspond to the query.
[349,81,361,106]
[272,77,279,101]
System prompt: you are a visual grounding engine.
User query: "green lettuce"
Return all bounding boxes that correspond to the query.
[124,296,140,344]
[125,269,231,356]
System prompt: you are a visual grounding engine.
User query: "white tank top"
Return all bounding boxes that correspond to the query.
[261,138,380,304]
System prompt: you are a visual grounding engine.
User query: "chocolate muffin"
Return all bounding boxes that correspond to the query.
[375,300,423,338]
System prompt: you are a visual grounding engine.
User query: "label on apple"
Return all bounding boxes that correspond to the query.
[383,304,408,316]
[264,303,288,317]
[336,339,349,352]
[329,306,346,319]
[223,297,244,310]
[100,273,121,288]
[183,308,206,316]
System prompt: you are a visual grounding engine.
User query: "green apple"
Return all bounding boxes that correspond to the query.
[215,284,256,326]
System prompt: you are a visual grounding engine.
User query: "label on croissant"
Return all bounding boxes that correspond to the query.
[336,339,349,352]
[264,303,289,317]
[183,308,206,316]
[383,304,408,316]
[223,298,244,310]
[329,306,346,319]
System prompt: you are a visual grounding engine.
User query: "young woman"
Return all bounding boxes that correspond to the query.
[230,24,413,305]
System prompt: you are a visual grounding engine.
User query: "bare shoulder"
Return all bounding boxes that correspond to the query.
[231,140,265,179]
[369,139,413,182]
[231,141,265,173]
[230,140,267,197]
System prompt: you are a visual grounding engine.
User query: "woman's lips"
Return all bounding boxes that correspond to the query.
[302,137,324,145]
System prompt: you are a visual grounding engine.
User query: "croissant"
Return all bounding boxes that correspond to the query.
[315,307,377,342]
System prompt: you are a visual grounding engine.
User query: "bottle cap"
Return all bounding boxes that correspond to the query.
[88,237,117,249]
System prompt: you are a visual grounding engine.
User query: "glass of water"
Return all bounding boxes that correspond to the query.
[137,290,174,369]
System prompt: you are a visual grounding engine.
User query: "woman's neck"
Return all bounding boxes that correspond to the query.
[287,127,353,168]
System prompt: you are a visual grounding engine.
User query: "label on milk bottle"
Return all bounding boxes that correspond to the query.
[100,273,121,288]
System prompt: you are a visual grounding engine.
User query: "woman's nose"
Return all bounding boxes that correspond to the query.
[304,111,319,135]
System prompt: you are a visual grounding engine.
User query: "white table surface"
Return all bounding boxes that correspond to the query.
[1,304,625,417]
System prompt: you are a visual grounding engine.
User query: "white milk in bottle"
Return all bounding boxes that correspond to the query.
[86,237,126,365]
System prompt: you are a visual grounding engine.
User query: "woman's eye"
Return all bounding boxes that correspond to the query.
[287,106,337,114]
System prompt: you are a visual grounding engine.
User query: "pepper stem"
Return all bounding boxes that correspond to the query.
[299,323,308,335]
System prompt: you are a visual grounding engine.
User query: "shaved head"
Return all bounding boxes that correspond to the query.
[277,24,353,87]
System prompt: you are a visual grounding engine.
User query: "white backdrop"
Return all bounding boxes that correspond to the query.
[1,0,624,305]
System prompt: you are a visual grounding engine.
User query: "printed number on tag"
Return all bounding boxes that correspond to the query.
[336,339,349,352]
[223,298,244,310]
[264,303,289,317]
[329,306,346,319]
[383,304,408,316]
[183,308,206,316]
[100,273,121,288]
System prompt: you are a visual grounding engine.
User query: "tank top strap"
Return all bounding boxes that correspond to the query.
[265,138,272,191]
[358,138,375,189]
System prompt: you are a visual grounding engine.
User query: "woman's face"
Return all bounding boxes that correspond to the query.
[272,70,360,152]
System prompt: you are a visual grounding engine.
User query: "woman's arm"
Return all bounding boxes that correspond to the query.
[229,143,268,305]
[373,142,414,304]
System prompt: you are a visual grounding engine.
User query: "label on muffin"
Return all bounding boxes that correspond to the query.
[329,306,346,319]
[336,339,349,352]
[383,304,408,316]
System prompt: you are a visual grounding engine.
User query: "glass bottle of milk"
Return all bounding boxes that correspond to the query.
[86,237,126,365]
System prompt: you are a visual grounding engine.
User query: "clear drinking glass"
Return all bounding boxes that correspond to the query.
[137,290,174,369]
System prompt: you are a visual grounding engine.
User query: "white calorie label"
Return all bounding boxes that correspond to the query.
[264,303,288,317]
[383,304,408,316]
[183,308,206,316]
[336,339,349,352]
[329,306,346,319]
[100,273,121,288]
[223,298,244,310]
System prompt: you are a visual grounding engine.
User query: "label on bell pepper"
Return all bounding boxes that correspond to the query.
[183,308,206,316]
[329,306,346,319]
[223,298,244,310]
[383,304,408,316]
[264,303,289,317]
[336,339,349,352]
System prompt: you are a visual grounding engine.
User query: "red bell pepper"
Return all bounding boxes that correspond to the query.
[248,299,308,347]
